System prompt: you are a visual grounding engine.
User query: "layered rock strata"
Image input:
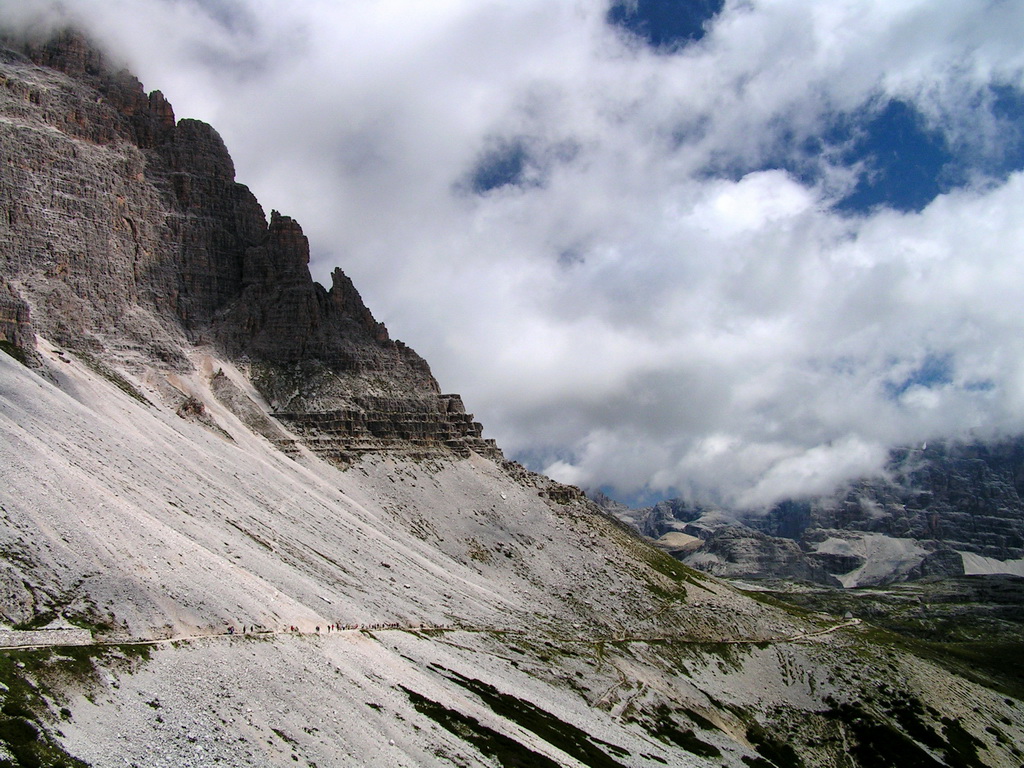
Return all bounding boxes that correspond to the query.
[610,438,1024,585]
[739,440,1024,563]
[0,29,498,460]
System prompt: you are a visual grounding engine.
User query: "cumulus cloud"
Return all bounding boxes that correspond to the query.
[5,0,1024,507]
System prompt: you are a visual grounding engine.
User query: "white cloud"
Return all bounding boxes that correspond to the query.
[7,0,1024,506]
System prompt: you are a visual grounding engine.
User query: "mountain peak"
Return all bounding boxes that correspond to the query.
[0,29,497,461]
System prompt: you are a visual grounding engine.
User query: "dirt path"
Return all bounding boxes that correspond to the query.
[0,625,438,651]
[0,618,862,653]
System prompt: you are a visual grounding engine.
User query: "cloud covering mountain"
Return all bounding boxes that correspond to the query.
[4,0,1024,506]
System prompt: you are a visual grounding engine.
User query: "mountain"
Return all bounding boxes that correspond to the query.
[611,440,1024,587]
[0,28,1021,768]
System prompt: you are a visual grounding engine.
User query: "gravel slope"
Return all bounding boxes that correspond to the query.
[2,344,1022,767]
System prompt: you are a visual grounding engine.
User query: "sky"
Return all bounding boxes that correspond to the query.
[5,0,1024,508]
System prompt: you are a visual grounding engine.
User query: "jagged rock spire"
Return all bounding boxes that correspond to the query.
[0,29,499,460]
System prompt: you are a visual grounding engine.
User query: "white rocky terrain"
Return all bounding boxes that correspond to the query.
[0,29,1021,768]
[3,333,1022,768]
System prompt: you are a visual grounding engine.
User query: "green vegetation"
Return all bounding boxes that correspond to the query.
[11,615,58,632]
[745,722,805,768]
[271,728,297,746]
[0,645,130,767]
[681,707,718,732]
[435,668,631,768]
[74,353,150,406]
[941,717,986,768]
[647,705,721,759]
[847,623,1024,701]
[906,640,1024,701]
[0,637,152,768]
[756,577,1024,700]
[12,601,113,639]
[823,701,944,768]
[735,588,822,623]
[634,537,703,586]
[818,694,990,768]
[402,686,562,768]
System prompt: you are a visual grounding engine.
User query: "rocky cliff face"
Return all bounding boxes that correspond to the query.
[758,441,1024,559]
[611,438,1024,586]
[0,29,497,460]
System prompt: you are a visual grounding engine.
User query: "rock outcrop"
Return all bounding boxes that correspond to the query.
[0,278,34,352]
[685,525,842,585]
[0,29,498,460]
[609,437,1024,586]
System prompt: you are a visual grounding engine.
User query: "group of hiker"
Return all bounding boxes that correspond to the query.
[226,625,265,635]
[226,622,461,635]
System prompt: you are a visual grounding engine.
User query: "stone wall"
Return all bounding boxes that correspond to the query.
[0,627,92,647]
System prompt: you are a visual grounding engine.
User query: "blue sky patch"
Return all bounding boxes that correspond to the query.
[977,84,1024,178]
[467,139,533,194]
[884,353,954,400]
[704,88,1024,216]
[832,90,1024,213]
[607,0,725,50]
[464,137,579,195]
[834,100,953,214]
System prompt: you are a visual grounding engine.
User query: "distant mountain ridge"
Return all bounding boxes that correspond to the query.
[607,438,1024,586]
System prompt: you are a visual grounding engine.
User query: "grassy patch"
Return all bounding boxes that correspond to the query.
[12,601,112,638]
[823,702,943,768]
[818,695,989,768]
[63,613,114,637]
[854,622,1024,701]
[402,686,562,768]
[12,614,58,632]
[75,353,151,406]
[682,707,719,732]
[271,727,297,746]
[436,669,630,768]
[637,544,700,588]
[0,646,120,767]
[746,582,1024,703]
[736,589,820,622]
[940,717,986,768]
[745,722,805,768]
[648,705,721,759]
[914,640,1024,701]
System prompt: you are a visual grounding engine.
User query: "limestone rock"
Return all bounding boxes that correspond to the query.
[621,438,1024,586]
[683,524,841,586]
[0,29,498,461]
[0,279,34,352]
[753,440,1024,561]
